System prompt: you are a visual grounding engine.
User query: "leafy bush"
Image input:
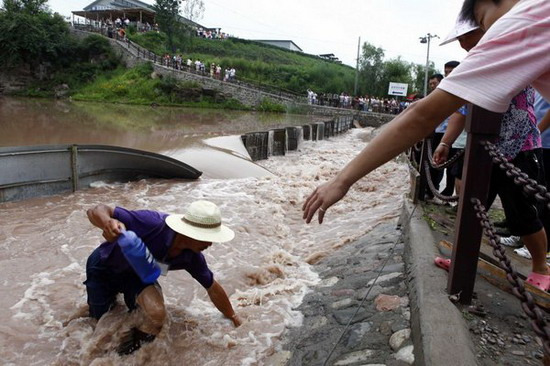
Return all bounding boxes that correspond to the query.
[257,98,286,113]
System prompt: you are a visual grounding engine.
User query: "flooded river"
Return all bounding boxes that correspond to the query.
[0,97,408,365]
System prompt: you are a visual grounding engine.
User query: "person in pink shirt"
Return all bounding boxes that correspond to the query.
[303,0,550,288]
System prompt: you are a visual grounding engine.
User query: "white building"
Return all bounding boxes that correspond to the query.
[254,40,303,52]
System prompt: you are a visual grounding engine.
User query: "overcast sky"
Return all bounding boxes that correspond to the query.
[31,0,469,71]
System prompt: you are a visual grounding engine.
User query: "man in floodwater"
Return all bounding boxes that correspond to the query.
[303,0,550,283]
[85,200,241,355]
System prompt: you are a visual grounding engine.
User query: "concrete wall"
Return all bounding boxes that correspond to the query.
[288,102,395,128]
[242,116,353,161]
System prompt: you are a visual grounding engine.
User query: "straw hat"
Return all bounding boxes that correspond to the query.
[440,18,479,46]
[165,200,235,243]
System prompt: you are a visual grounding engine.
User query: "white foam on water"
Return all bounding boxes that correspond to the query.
[0,128,409,365]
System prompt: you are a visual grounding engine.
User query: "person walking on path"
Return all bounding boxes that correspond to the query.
[84,200,242,355]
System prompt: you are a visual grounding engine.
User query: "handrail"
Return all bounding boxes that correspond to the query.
[409,105,550,359]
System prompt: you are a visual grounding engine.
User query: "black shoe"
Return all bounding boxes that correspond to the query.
[117,328,156,355]
[494,227,511,237]
[493,219,508,228]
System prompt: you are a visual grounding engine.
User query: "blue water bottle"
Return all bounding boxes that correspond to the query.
[117,230,161,284]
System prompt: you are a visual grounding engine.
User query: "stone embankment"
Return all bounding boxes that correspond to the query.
[278,219,414,366]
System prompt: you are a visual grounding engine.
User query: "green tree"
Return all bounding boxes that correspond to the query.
[153,0,183,52]
[2,0,49,14]
[358,42,385,96]
[412,62,438,96]
[378,57,414,97]
[0,2,72,71]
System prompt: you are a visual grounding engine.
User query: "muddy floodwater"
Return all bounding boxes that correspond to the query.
[0,97,408,365]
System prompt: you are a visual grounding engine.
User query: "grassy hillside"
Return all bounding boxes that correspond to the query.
[128,31,356,95]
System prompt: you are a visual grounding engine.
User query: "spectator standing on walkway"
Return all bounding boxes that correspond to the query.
[303,0,550,290]
[434,61,461,198]
[210,63,215,78]
[307,89,314,105]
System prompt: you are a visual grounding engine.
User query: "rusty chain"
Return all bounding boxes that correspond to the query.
[422,160,460,202]
[482,140,550,208]
[471,198,550,357]
[426,138,465,170]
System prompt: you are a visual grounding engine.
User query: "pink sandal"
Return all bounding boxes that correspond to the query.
[434,257,451,271]
[526,272,550,292]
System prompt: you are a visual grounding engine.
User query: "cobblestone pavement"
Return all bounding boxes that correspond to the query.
[282,218,414,366]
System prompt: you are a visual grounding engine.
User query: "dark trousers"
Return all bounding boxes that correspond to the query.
[428,133,456,197]
[486,149,545,236]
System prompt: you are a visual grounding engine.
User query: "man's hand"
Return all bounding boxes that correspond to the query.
[229,313,242,327]
[302,177,349,224]
[102,218,126,242]
[433,143,450,165]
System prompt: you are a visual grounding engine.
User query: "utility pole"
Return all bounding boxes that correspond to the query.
[354,36,361,96]
[419,33,439,97]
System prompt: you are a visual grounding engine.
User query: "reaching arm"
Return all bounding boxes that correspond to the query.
[207,280,241,327]
[87,204,125,242]
[303,89,466,224]
[433,110,467,165]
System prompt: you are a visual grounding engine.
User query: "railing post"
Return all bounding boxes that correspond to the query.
[448,105,503,303]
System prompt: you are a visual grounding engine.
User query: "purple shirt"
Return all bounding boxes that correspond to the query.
[98,207,214,288]
[494,86,541,160]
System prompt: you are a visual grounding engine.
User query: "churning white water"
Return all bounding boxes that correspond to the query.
[0,126,408,365]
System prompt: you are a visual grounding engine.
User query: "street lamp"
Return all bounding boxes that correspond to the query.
[419,33,439,98]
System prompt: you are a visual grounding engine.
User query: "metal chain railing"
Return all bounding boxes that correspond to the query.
[426,138,465,170]
[422,159,460,202]
[471,198,550,356]
[483,140,550,207]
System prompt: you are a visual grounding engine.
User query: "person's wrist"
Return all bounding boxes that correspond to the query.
[439,142,451,149]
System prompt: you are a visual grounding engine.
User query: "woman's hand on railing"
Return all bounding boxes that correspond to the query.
[433,143,450,165]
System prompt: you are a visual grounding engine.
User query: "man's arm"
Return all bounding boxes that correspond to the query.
[303,89,466,224]
[207,280,241,327]
[433,111,467,165]
[538,110,550,133]
[87,204,125,242]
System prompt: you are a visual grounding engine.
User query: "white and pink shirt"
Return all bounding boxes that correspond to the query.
[439,0,550,113]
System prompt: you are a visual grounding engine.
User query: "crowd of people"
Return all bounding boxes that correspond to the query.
[159,54,237,82]
[196,27,229,40]
[306,89,411,114]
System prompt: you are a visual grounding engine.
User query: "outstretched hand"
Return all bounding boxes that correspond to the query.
[302,178,349,224]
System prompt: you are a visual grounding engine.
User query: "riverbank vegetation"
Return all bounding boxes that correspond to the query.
[1,0,439,112]
[72,62,250,110]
